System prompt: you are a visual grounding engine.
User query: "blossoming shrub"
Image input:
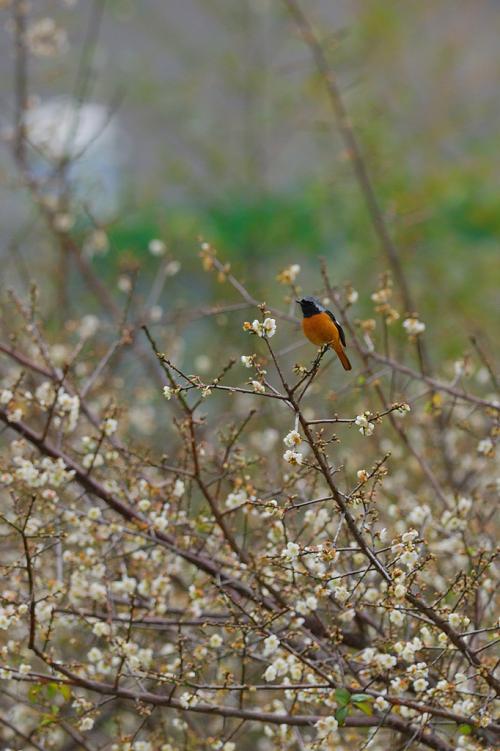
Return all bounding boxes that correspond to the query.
[1,4,498,749]
[0,243,498,751]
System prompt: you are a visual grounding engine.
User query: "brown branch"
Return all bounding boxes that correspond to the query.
[23,666,455,751]
[367,350,499,412]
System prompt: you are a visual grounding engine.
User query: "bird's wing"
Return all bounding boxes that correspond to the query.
[326,310,347,347]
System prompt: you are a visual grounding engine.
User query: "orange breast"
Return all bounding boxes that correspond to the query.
[302,312,340,346]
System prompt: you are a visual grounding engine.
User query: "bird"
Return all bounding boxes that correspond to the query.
[297,296,352,371]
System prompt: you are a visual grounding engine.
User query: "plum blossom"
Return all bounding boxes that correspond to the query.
[283,449,302,465]
[477,437,494,456]
[247,318,277,338]
[264,664,277,682]
[27,18,68,57]
[263,634,280,656]
[346,286,359,304]
[396,402,411,416]
[282,541,300,559]
[251,380,266,394]
[283,429,301,447]
[277,264,300,284]
[0,389,13,405]
[149,239,166,256]
[403,316,426,336]
[355,413,375,436]
[173,479,185,497]
[102,418,118,436]
[315,716,338,739]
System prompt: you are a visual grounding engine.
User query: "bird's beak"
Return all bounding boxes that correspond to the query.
[295,299,301,304]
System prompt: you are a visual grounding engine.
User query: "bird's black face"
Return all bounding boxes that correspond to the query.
[296,296,324,318]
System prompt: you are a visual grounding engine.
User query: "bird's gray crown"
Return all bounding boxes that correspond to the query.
[296,296,324,317]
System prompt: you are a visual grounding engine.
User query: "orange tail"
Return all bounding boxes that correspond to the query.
[333,343,352,371]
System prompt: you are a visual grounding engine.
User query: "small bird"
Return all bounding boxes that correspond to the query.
[297,296,352,371]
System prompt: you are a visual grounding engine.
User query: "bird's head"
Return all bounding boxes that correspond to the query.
[296,296,324,318]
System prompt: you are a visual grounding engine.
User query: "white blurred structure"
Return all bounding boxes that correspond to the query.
[25,97,123,220]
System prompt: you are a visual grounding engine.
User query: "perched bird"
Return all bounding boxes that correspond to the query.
[297,296,352,371]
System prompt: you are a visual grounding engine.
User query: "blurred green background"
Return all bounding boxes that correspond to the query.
[1,0,499,364]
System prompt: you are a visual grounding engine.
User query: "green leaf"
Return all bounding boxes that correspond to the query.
[356,702,374,716]
[351,693,372,703]
[39,714,55,728]
[458,724,472,735]
[58,683,72,701]
[46,683,58,699]
[335,688,351,707]
[335,705,349,726]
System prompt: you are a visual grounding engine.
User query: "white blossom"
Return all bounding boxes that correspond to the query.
[393,583,407,599]
[315,715,338,739]
[331,584,350,604]
[346,288,359,304]
[88,647,103,663]
[149,239,166,256]
[0,389,13,405]
[448,612,462,629]
[262,318,277,338]
[395,402,411,416]
[225,489,247,509]
[134,742,153,751]
[263,664,277,682]
[263,634,280,656]
[477,437,494,456]
[251,380,265,394]
[413,678,428,693]
[355,414,375,436]
[78,314,100,338]
[173,479,185,497]
[277,263,301,283]
[27,18,67,58]
[283,449,302,465]
[92,621,111,637]
[403,317,426,336]
[402,529,418,543]
[283,430,301,448]
[400,549,419,568]
[374,696,389,712]
[389,610,405,626]
[250,318,277,338]
[282,541,300,559]
[102,418,117,436]
[375,653,397,670]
